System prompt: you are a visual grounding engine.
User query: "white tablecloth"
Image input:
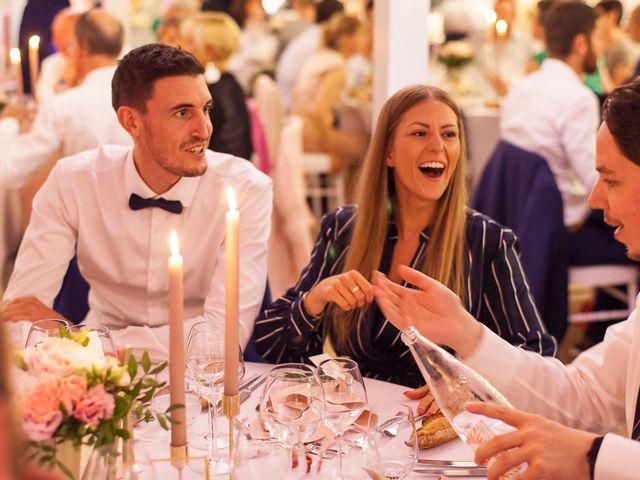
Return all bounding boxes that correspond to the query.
[131,362,485,479]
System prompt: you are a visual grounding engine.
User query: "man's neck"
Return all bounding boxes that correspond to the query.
[132,146,180,195]
[549,54,585,80]
[77,55,116,80]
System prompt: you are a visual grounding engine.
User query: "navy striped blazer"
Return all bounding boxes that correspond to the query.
[255,206,557,387]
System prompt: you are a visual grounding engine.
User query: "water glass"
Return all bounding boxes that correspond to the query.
[24,318,70,348]
[366,403,417,479]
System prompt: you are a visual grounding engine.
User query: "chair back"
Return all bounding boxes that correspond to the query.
[251,74,285,173]
[472,140,568,341]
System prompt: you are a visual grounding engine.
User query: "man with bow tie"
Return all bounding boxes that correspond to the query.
[2,44,272,361]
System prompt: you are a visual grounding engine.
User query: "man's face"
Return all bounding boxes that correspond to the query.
[589,123,640,260]
[137,74,213,179]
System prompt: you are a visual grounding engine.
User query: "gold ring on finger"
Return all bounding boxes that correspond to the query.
[351,286,361,294]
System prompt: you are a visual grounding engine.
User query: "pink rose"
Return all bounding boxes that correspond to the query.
[58,376,87,412]
[21,381,67,441]
[74,385,115,426]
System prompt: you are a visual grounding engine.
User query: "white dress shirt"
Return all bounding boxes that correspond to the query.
[4,145,273,361]
[37,52,66,103]
[500,59,600,227]
[0,65,131,189]
[465,294,640,480]
[276,25,321,113]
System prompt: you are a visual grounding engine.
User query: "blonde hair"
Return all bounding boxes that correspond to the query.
[322,13,361,51]
[328,85,468,354]
[180,12,240,66]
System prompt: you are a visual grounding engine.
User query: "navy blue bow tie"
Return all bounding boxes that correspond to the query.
[128,193,183,214]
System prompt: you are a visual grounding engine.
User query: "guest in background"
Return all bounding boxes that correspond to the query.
[255,85,556,387]
[37,8,83,102]
[276,0,344,112]
[226,0,277,93]
[2,44,271,362]
[181,12,253,160]
[0,9,129,189]
[292,12,368,179]
[154,0,198,47]
[595,0,638,89]
[275,0,317,58]
[477,0,533,98]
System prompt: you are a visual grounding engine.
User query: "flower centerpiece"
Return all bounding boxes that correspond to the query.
[14,328,173,479]
[437,40,475,97]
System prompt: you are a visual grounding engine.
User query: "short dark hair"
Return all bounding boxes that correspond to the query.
[596,0,623,25]
[602,79,640,166]
[112,43,205,113]
[544,2,597,58]
[316,0,344,24]
[75,9,124,57]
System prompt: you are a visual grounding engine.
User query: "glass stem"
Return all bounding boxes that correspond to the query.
[208,398,218,463]
[337,433,344,478]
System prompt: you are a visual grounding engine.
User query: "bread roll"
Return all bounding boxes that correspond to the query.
[407,412,458,449]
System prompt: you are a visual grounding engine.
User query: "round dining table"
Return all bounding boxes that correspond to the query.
[131,362,486,479]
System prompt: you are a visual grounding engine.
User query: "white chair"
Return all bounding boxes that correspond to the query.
[568,265,639,323]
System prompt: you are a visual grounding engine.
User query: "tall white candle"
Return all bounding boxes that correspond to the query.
[28,35,39,100]
[9,48,23,100]
[168,230,187,447]
[224,186,240,396]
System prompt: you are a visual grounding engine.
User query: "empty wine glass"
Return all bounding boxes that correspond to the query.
[259,363,326,469]
[365,403,417,479]
[69,323,118,358]
[317,358,368,479]
[185,321,244,475]
[24,318,70,348]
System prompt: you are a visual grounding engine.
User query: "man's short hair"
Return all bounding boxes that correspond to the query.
[544,2,597,58]
[112,43,205,113]
[75,9,123,57]
[603,79,640,167]
[596,0,623,26]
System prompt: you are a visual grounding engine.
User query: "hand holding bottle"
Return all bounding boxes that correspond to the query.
[372,265,483,357]
[466,402,596,480]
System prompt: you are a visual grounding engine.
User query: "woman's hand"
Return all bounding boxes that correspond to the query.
[404,385,440,416]
[372,265,483,357]
[303,270,374,316]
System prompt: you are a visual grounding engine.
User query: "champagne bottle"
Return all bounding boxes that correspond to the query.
[401,326,525,479]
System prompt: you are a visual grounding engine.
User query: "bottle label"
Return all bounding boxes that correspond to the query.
[466,420,523,480]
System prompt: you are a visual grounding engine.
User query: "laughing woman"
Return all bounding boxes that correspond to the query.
[254,85,556,387]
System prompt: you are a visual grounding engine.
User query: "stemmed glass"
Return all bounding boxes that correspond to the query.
[68,323,118,358]
[24,318,70,348]
[317,358,368,479]
[185,322,245,474]
[259,363,326,472]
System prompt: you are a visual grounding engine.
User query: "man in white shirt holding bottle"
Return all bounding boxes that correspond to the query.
[2,43,272,361]
[374,79,640,480]
[0,8,129,189]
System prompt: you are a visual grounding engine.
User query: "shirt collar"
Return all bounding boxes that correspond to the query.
[540,58,583,84]
[124,150,201,208]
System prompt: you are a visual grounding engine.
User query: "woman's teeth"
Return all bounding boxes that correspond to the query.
[418,161,445,178]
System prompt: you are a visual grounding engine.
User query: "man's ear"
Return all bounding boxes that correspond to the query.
[572,33,588,57]
[117,106,141,137]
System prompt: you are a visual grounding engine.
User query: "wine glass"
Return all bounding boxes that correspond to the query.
[259,363,326,469]
[24,318,70,348]
[69,323,118,358]
[365,403,417,479]
[317,358,368,479]
[185,321,244,474]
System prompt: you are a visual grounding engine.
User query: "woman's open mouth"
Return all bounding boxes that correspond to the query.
[418,161,446,178]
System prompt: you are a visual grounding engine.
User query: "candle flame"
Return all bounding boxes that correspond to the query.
[28,35,40,49]
[226,186,237,211]
[495,19,508,36]
[169,230,180,257]
[9,48,21,64]
[485,9,497,25]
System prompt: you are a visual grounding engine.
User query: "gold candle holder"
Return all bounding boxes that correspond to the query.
[121,346,135,465]
[170,444,189,471]
[222,393,240,460]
